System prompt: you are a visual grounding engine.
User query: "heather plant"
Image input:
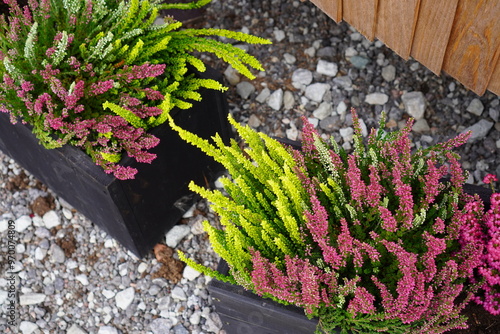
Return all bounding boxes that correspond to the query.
[172,109,488,333]
[0,0,270,179]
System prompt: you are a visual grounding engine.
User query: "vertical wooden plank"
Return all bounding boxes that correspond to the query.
[410,0,459,75]
[375,0,421,60]
[310,0,342,23]
[487,60,500,96]
[442,0,500,96]
[342,0,378,41]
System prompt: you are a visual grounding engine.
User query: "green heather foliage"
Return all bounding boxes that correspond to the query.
[0,0,270,179]
[173,109,488,333]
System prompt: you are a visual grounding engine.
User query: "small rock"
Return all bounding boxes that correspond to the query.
[365,93,389,105]
[402,91,426,120]
[49,243,65,264]
[248,114,261,128]
[0,219,8,233]
[183,266,201,281]
[19,321,39,334]
[189,310,202,325]
[307,117,319,128]
[42,210,60,229]
[0,290,8,305]
[312,102,333,120]
[171,286,187,301]
[173,324,189,334]
[283,91,295,110]
[102,289,116,299]
[115,287,135,310]
[333,76,353,89]
[489,108,499,122]
[337,101,348,115]
[286,122,299,141]
[382,65,396,82]
[268,89,283,111]
[319,116,342,131]
[305,83,330,102]
[316,46,335,58]
[75,274,89,286]
[97,326,119,334]
[62,208,73,220]
[224,65,240,86]
[350,32,362,41]
[291,69,313,87]
[304,46,315,57]
[466,98,484,116]
[412,119,431,133]
[236,81,255,99]
[205,313,223,333]
[349,55,370,69]
[283,53,296,64]
[273,29,286,42]
[316,59,338,77]
[463,119,494,141]
[19,293,46,306]
[255,88,271,103]
[345,46,358,58]
[339,127,354,142]
[165,225,190,248]
[67,324,87,334]
[150,318,173,334]
[15,215,32,232]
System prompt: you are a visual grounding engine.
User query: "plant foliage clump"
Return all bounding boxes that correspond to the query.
[173,109,490,333]
[0,0,270,179]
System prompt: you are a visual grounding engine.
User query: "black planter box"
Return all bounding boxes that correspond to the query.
[208,261,325,334]
[0,67,231,258]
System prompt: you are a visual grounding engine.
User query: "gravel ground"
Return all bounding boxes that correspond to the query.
[1,1,499,334]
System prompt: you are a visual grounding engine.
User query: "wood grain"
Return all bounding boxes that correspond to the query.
[310,0,342,22]
[487,59,500,96]
[442,0,500,96]
[343,0,378,41]
[375,0,421,60]
[410,0,459,75]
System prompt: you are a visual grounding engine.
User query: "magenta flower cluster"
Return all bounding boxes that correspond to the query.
[246,110,488,332]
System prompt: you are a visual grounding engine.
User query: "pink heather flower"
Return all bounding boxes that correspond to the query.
[144,88,165,100]
[347,286,376,315]
[392,160,414,229]
[21,81,34,92]
[378,206,397,232]
[68,56,81,69]
[7,17,20,42]
[366,165,383,207]
[89,80,115,96]
[433,217,446,234]
[423,160,447,207]
[45,47,56,58]
[300,115,319,157]
[483,174,498,184]
[346,155,366,206]
[22,6,33,26]
[122,64,166,82]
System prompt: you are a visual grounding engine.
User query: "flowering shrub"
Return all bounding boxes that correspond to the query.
[0,0,269,179]
[172,109,489,333]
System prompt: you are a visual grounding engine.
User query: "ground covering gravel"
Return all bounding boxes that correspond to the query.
[0,0,499,333]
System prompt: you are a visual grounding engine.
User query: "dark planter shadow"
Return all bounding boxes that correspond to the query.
[0,67,231,258]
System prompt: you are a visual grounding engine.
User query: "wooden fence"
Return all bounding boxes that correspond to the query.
[309,0,500,96]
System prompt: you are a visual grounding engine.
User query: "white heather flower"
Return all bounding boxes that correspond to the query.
[24,22,38,61]
[52,31,69,66]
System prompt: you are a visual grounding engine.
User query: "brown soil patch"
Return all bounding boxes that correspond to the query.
[31,195,56,216]
[151,244,185,284]
[56,229,78,258]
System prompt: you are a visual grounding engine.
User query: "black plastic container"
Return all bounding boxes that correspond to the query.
[0,67,230,258]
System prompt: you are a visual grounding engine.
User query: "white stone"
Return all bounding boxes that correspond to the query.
[102,289,116,299]
[463,119,494,141]
[49,243,65,263]
[316,59,338,77]
[42,210,60,229]
[305,83,330,102]
[0,219,8,233]
[16,243,25,253]
[115,287,135,310]
[75,274,89,286]
[223,65,240,86]
[304,46,315,57]
[183,266,202,281]
[137,262,148,274]
[104,239,116,248]
[337,101,348,115]
[171,286,187,301]
[236,81,255,99]
[189,310,202,325]
[15,215,32,232]
[273,29,286,42]
[365,93,389,105]
[286,122,299,141]
[19,293,46,306]
[248,114,261,128]
[466,98,484,116]
[291,69,313,87]
[255,88,271,103]
[19,321,39,334]
[283,91,295,110]
[358,118,369,137]
[312,102,333,120]
[402,91,426,120]
[339,127,354,142]
[0,290,7,305]
[283,53,296,64]
[307,117,319,128]
[67,324,87,334]
[382,65,396,82]
[149,318,173,334]
[62,208,73,220]
[165,225,191,248]
[268,89,283,111]
[97,326,119,334]
[489,108,499,122]
[345,46,358,57]
[412,119,431,133]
